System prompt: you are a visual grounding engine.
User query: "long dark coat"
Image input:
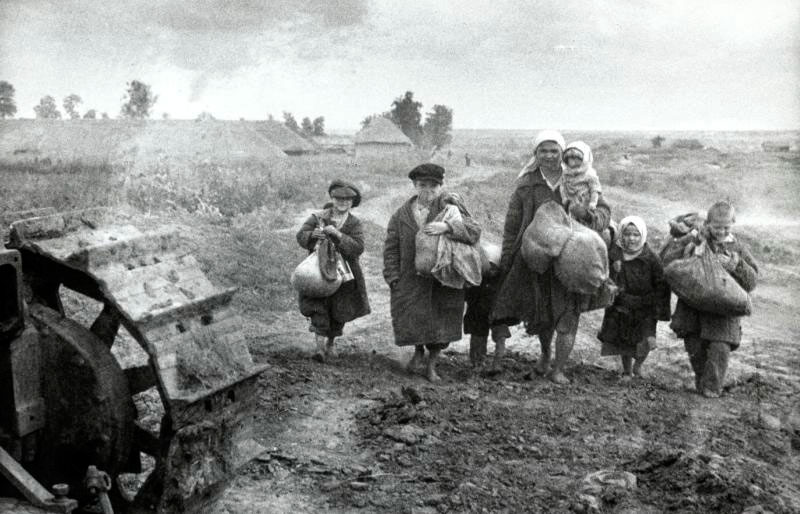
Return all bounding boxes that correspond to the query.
[296,207,370,324]
[491,169,611,333]
[598,243,670,355]
[383,194,481,346]
[668,235,758,349]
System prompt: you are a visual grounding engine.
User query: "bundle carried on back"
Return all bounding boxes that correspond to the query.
[659,212,702,266]
[415,204,482,289]
[664,240,752,316]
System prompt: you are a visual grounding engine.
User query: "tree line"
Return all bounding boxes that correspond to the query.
[0,81,454,147]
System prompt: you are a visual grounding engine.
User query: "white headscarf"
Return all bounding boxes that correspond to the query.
[518,129,566,178]
[617,215,648,258]
[563,141,594,175]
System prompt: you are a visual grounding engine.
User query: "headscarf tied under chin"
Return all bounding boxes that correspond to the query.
[617,215,648,259]
[563,141,594,175]
[518,129,566,178]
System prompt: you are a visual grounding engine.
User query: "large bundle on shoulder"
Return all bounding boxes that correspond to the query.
[658,212,702,266]
[521,200,612,297]
[664,240,752,316]
[415,203,482,289]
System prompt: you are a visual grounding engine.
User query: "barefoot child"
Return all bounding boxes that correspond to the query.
[562,141,603,221]
[465,248,511,371]
[598,216,670,380]
[668,202,758,397]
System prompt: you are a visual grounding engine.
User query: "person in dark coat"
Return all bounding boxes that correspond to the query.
[491,130,612,384]
[598,216,670,381]
[666,201,758,398]
[383,163,482,382]
[297,179,371,362]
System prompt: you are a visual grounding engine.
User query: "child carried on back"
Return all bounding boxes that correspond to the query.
[598,216,670,380]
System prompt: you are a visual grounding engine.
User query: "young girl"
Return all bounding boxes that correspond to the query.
[598,216,670,380]
[296,179,371,362]
[562,141,603,220]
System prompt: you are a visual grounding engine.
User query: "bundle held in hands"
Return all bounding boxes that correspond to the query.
[291,238,342,298]
[479,239,501,277]
[555,222,609,295]
[521,201,573,273]
[415,204,482,289]
[664,242,752,316]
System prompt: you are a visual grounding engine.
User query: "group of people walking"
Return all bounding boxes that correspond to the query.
[295,129,758,398]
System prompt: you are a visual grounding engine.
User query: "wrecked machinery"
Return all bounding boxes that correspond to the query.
[0,208,268,513]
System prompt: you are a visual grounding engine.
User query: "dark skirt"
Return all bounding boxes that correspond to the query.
[598,308,656,357]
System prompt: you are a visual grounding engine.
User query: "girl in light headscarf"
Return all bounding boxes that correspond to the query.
[597,216,670,381]
[561,141,602,218]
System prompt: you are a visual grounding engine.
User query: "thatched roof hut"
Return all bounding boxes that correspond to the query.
[246,120,317,155]
[354,117,413,146]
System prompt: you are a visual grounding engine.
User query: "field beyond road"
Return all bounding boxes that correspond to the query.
[2,129,799,513]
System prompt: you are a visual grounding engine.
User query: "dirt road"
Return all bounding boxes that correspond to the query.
[213,165,800,513]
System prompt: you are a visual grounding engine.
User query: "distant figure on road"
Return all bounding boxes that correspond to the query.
[383,163,481,382]
[465,153,471,167]
[296,180,371,362]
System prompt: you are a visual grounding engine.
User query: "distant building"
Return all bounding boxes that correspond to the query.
[311,135,354,155]
[761,141,790,152]
[246,120,317,156]
[353,117,413,161]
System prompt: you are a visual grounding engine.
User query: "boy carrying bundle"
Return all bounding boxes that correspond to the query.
[666,202,759,398]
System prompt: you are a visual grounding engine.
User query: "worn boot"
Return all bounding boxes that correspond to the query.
[548,331,575,385]
[469,335,488,368]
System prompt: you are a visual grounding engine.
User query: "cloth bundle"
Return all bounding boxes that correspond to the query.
[291,216,349,298]
[415,204,482,289]
[521,201,573,273]
[555,222,610,294]
[521,200,609,295]
[479,239,501,277]
[664,241,752,316]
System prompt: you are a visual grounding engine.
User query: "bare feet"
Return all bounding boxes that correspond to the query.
[619,374,633,383]
[702,389,720,399]
[426,366,442,383]
[534,358,551,376]
[548,370,570,385]
[324,339,336,358]
[406,351,425,374]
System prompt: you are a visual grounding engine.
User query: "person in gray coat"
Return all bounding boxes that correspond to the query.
[383,163,481,382]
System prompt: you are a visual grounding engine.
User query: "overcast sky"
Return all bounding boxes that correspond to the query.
[1,0,798,130]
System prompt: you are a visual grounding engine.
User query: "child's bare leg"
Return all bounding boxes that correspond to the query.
[426,345,443,383]
[702,341,730,398]
[406,345,425,373]
[535,329,554,375]
[549,331,575,385]
[469,335,488,368]
[620,356,633,382]
[491,337,507,371]
[325,336,336,357]
[632,356,646,377]
[313,334,327,362]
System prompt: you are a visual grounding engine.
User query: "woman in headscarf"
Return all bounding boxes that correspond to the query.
[296,179,371,362]
[383,163,481,382]
[597,216,670,381]
[492,130,612,384]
